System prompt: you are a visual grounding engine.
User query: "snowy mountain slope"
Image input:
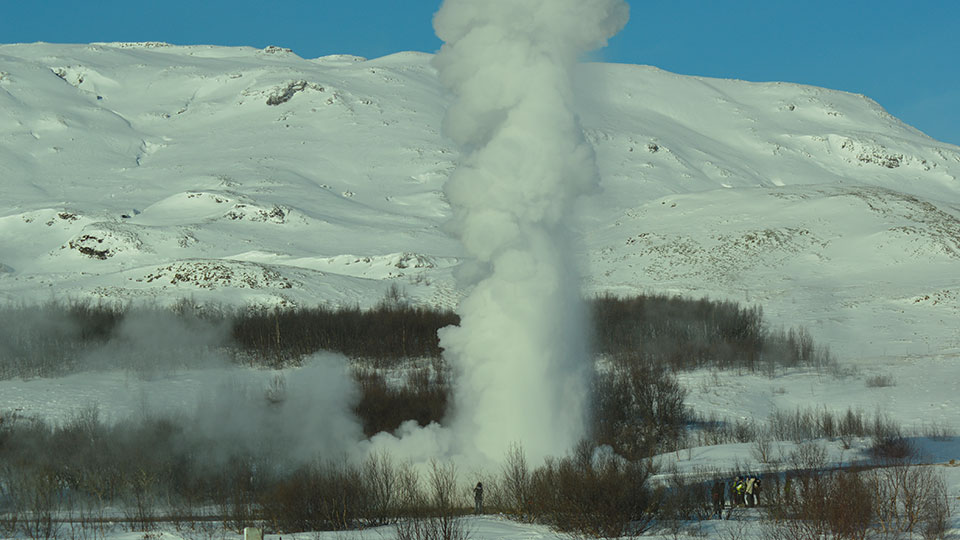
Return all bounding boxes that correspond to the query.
[585,184,960,357]
[578,62,960,202]
[1,42,959,358]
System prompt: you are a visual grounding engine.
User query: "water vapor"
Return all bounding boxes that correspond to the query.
[432,0,629,464]
[189,354,364,466]
[3,0,630,474]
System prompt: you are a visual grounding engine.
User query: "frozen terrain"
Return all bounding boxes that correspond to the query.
[1,42,960,538]
[1,42,959,359]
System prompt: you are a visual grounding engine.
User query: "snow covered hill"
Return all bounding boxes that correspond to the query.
[1,42,959,359]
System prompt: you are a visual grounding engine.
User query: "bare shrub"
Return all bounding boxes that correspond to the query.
[761,326,834,374]
[11,468,63,540]
[768,455,951,540]
[231,303,457,364]
[396,514,469,540]
[764,406,902,445]
[0,512,18,539]
[919,475,950,540]
[768,467,835,539]
[870,410,902,441]
[259,466,318,532]
[361,451,402,526]
[215,457,262,534]
[657,465,711,529]
[391,460,424,519]
[591,293,765,371]
[865,373,896,388]
[500,443,531,518]
[125,467,159,533]
[871,436,913,462]
[750,432,775,464]
[528,442,657,537]
[259,458,368,533]
[818,406,836,439]
[0,460,17,530]
[872,460,950,536]
[731,417,758,443]
[352,366,449,437]
[592,358,689,459]
[1,292,833,381]
[395,460,469,540]
[825,470,875,540]
[789,441,829,472]
[0,300,121,379]
[868,412,910,461]
[917,419,953,441]
[426,460,460,515]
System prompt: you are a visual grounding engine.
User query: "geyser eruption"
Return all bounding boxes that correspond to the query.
[433,0,629,464]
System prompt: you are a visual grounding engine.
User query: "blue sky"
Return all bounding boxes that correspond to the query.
[2,0,957,146]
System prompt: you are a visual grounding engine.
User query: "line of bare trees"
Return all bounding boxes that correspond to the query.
[1,402,952,540]
[4,293,947,539]
[763,444,951,540]
[0,292,832,380]
[0,407,462,539]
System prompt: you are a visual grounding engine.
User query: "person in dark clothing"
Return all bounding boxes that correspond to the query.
[474,482,483,515]
[710,480,726,518]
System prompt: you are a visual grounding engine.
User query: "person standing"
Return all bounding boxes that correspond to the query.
[733,476,745,506]
[474,482,484,515]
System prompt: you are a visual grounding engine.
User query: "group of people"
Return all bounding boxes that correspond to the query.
[710,475,762,518]
[733,475,762,507]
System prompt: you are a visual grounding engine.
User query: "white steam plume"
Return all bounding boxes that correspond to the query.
[432,0,629,464]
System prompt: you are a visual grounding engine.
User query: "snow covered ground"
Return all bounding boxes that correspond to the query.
[2,355,960,539]
[3,352,958,447]
[14,491,960,540]
[2,41,960,539]
[26,515,774,540]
